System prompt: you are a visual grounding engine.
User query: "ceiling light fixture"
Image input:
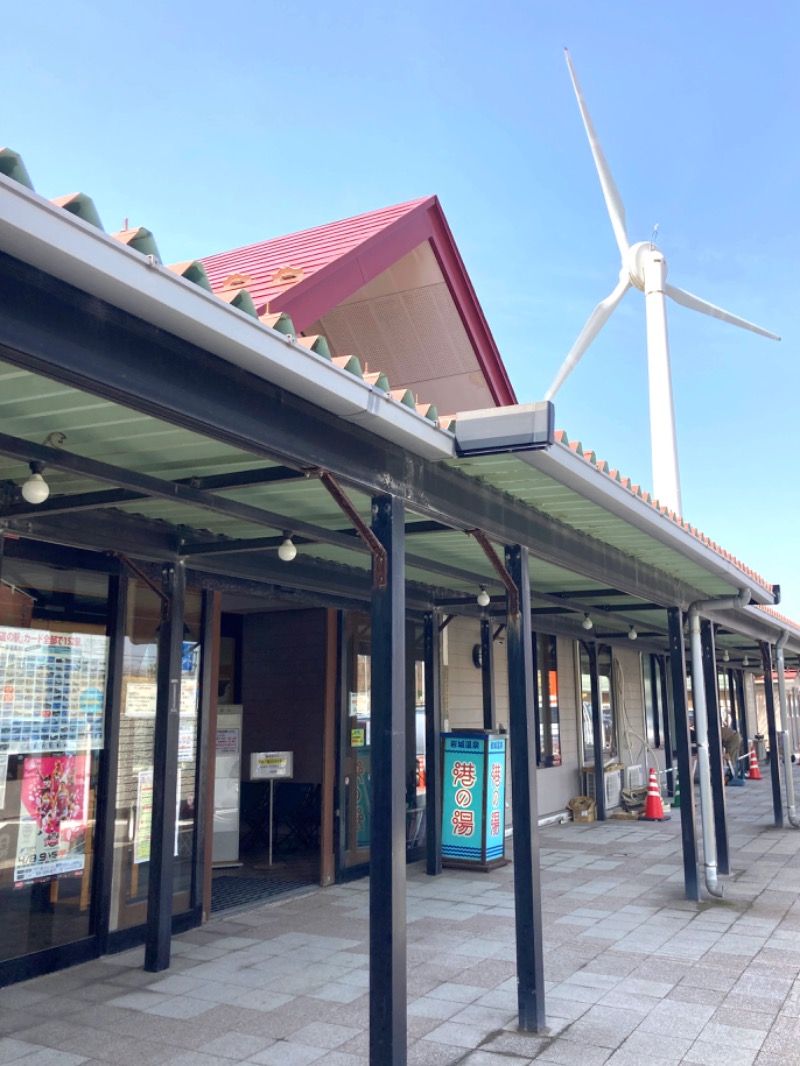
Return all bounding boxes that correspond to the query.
[476,586,490,608]
[722,649,730,663]
[628,625,638,641]
[582,613,594,630]
[21,461,49,505]
[277,533,297,562]
[742,655,750,668]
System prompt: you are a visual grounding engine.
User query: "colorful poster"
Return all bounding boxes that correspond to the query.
[14,754,88,884]
[0,627,108,754]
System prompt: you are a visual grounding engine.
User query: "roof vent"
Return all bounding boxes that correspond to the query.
[271,265,305,287]
[222,272,253,291]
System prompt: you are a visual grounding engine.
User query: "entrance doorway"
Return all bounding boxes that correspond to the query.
[210,605,334,913]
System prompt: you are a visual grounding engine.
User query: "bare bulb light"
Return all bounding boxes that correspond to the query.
[277,534,297,562]
[476,586,490,608]
[21,461,49,505]
[628,626,638,641]
[582,613,593,630]
[723,649,730,663]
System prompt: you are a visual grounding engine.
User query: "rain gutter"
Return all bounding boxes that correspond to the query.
[776,631,800,827]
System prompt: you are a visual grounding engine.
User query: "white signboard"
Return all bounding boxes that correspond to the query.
[250,751,293,780]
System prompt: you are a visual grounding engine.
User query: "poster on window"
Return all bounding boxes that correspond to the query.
[133,768,182,864]
[0,627,108,754]
[14,753,88,884]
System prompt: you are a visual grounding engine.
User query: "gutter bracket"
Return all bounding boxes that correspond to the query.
[310,469,388,589]
[466,529,519,617]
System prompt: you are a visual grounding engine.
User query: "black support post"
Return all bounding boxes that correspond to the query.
[481,618,494,731]
[96,570,127,954]
[505,544,546,1033]
[701,621,728,875]
[735,671,749,755]
[145,559,186,972]
[659,655,674,796]
[759,643,784,829]
[667,607,700,901]
[585,642,606,821]
[424,610,443,878]
[369,495,407,1066]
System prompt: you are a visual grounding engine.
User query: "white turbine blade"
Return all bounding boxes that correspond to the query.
[564,48,629,258]
[545,277,631,400]
[665,283,780,341]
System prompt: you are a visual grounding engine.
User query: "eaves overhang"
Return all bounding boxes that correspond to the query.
[0,174,455,463]
[517,437,777,608]
[456,405,776,609]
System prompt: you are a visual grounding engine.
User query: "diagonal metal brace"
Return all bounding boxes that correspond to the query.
[115,552,171,617]
[310,469,388,589]
[466,529,519,617]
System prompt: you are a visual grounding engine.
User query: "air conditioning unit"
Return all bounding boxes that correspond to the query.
[625,764,645,790]
[583,768,623,809]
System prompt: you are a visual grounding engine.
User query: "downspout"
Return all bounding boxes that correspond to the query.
[688,588,751,897]
[776,631,800,828]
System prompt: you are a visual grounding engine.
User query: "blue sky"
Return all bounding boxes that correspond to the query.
[5,0,799,620]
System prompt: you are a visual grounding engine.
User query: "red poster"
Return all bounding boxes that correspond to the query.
[14,754,88,885]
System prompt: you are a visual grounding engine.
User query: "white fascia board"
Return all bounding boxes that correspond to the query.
[0,176,455,462]
[705,605,800,655]
[519,439,776,606]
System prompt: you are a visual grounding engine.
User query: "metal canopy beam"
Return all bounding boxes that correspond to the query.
[0,430,368,556]
[0,253,729,610]
[2,465,308,520]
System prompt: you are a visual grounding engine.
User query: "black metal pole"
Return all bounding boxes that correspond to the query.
[424,610,443,877]
[145,559,186,972]
[735,670,749,756]
[585,642,606,821]
[96,569,127,953]
[667,607,700,901]
[505,544,545,1033]
[481,618,494,731]
[701,621,728,875]
[759,643,783,829]
[659,655,674,796]
[369,495,407,1066]
[649,653,662,750]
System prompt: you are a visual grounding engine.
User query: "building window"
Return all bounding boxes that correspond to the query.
[580,644,617,763]
[643,654,664,748]
[533,633,561,767]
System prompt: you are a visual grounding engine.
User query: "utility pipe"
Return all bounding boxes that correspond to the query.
[688,588,751,897]
[775,632,800,828]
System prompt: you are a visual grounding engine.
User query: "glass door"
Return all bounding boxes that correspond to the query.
[0,560,109,967]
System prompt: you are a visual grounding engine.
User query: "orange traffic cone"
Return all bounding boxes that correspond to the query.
[748,743,763,780]
[640,768,669,821]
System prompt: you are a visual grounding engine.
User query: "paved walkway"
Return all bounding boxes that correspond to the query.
[2,771,800,1065]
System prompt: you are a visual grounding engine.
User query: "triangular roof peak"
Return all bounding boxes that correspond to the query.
[200,197,516,411]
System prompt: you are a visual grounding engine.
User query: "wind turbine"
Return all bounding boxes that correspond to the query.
[546,49,780,516]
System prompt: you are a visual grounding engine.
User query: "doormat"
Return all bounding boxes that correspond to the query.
[211,874,313,914]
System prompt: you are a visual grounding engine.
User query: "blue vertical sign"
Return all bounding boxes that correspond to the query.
[442,733,507,869]
[485,737,507,861]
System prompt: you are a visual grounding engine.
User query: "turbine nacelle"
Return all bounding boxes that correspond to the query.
[625,241,666,292]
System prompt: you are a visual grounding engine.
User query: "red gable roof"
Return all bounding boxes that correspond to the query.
[200,196,516,408]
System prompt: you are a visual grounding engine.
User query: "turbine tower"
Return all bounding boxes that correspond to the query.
[546,49,779,516]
